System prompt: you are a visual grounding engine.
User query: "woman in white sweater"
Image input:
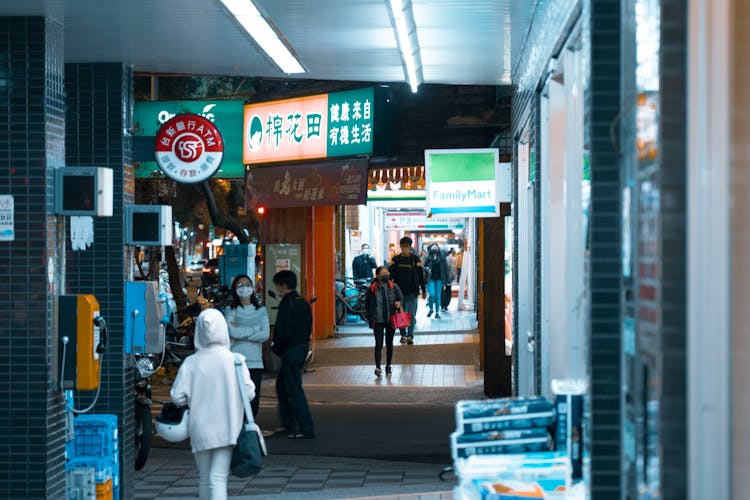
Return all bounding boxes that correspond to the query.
[171,308,254,500]
[224,274,270,417]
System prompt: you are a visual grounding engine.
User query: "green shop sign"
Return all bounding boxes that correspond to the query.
[134,101,245,179]
[425,148,511,218]
[243,87,390,164]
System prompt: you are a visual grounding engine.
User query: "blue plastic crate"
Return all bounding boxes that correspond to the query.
[73,414,119,458]
[65,440,76,467]
[69,456,114,484]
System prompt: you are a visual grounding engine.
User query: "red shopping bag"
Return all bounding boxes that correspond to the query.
[390,310,411,330]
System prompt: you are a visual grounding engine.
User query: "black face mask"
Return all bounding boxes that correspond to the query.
[430,248,438,254]
[379,276,390,282]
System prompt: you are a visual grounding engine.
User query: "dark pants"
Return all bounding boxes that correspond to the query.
[249,368,262,418]
[373,323,395,368]
[399,293,418,338]
[276,343,314,436]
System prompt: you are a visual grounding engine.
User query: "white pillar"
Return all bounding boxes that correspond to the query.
[687,0,731,497]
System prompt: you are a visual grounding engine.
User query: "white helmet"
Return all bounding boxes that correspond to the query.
[155,403,189,442]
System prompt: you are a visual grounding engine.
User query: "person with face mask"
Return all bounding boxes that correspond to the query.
[352,243,377,280]
[424,244,449,318]
[365,266,404,377]
[225,274,270,419]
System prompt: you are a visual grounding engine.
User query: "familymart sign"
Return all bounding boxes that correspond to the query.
[425,149,511,218]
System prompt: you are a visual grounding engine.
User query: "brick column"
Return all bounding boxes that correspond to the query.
[586,0,623,496]
[0,17,67,498]
[65,62,135,499]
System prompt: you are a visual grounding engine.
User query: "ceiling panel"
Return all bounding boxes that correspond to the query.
[0,0,531,86]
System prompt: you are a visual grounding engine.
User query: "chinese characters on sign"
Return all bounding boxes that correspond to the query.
[244,94,329,164]
[134,101,244,179]
[245,158,369,208]
[243,88,377,164]
[155,114,224,184]
[326,87,375,157]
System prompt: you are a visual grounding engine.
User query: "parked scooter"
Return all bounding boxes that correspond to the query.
[134,353,156,470]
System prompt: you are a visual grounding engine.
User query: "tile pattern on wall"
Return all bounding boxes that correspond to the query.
[64,62,135,500]
[0,16,67,499]
[586,0,623,496]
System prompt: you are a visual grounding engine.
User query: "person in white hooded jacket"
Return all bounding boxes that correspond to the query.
[171,308,254,500]
[224,274,270,417]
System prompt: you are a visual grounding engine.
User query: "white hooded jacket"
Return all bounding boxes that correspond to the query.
[171,308,255,453]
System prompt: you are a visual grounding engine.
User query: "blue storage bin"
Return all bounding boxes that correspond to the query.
[69,456,114,484]
[73,414,119,458]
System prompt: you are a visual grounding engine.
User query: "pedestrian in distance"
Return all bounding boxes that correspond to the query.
[424,243,450,318]
[447,248,458,284]
[171,308,255,500]
[270,270,316,439]
[388,236,427,345]
[225,274,270,419]
[352,243,377,280]
[365,266,404,377]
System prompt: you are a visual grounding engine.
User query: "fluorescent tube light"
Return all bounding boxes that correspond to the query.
[387,0,422,93]
[218,0,305,74]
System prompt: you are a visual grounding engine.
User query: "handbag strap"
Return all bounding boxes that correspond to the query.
[233,353,254,430]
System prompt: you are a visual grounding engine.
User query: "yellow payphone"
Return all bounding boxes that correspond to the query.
[58,295,108,392]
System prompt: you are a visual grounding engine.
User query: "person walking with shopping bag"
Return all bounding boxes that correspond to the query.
[365,266,404,377]
[170,308,255,500]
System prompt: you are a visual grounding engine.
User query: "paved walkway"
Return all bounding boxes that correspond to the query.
[135,451,454,499]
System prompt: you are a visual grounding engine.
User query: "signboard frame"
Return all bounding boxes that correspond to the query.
[425,148,511,218]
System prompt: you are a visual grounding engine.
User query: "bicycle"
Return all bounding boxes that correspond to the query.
[335,277,370,325]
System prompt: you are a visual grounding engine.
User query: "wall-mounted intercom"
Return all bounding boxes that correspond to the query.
[55,167,114,217]
[125,281,166,354]
[125,205,172,247]
[57,295,108,391]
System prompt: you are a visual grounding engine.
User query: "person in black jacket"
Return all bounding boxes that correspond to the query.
[388,236,427,345]
[424,243,450,318]
[365,266,403,377]
[270,270,315,439]
[352,243,377,280]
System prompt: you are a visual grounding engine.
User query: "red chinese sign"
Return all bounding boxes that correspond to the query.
[155,113,224,183]
[245,158,369,208]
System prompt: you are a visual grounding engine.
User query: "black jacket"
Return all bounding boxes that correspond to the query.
[352,254,377,280]
[425,251,450,283]
[388,254,426,295]
[365,280,404,324]
[272,290,312,353]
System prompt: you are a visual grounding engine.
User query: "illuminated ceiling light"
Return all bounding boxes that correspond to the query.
[218,0,305,74]
[386,0,423,93]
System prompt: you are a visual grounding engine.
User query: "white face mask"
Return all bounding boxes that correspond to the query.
[361,248,369,256]
[237,287,253,299]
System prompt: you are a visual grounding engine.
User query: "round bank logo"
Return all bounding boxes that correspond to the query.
[155,114,223,183]
[247,115,263,152]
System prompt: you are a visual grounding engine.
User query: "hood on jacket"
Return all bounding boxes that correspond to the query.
[194,308,230,350]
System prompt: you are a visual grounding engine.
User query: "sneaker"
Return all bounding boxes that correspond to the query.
[385,366,392,375]
[375,367,383,377]
[400,336,407,344]
[435,313,441,319]
[406,337,414,345]
[427,309,434,317]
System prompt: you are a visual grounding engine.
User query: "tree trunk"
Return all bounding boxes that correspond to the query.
[199,180,252,244]
[164,246,189,321]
